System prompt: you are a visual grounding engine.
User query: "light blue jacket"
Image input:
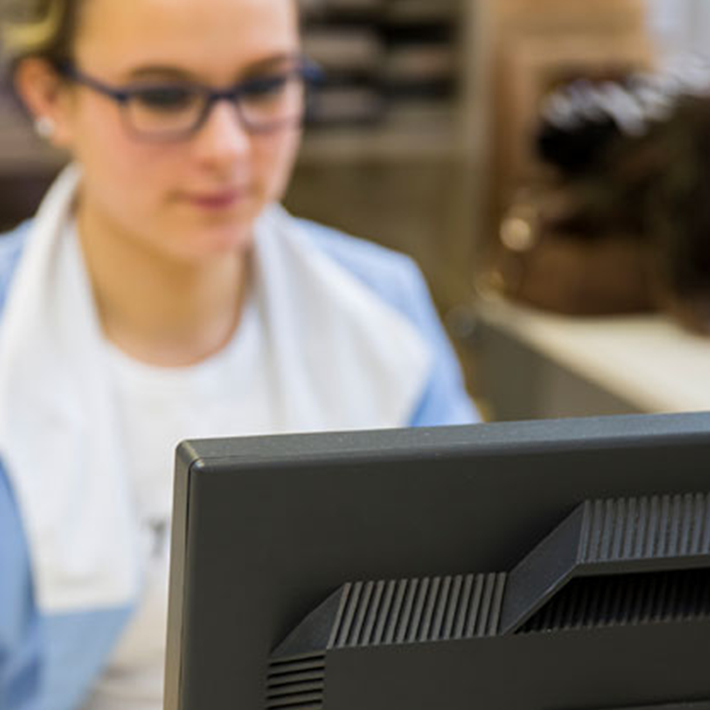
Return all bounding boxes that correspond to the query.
[0,217,477,710]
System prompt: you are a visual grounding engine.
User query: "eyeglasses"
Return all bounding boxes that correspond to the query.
[57,59,323,142]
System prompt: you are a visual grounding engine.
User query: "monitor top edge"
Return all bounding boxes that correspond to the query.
[176,411,710,471]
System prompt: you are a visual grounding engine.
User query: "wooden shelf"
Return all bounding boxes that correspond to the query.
[299,0,483,166]
[299,124,464,164]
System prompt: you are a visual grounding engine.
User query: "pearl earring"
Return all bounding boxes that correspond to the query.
[34,116,56,139]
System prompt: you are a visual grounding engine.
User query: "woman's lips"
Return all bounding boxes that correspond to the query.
[184,188,247,210]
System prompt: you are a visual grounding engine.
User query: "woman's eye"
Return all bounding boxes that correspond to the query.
[241,75,289,101]
[132,86,197,111]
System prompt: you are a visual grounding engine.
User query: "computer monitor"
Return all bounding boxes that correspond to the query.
[164,412,710,710]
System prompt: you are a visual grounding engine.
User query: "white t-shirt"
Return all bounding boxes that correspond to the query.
[83,299,265,710]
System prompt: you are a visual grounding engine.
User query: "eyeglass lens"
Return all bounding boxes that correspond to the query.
[125,72,307,139]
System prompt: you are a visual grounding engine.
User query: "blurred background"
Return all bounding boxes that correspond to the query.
[2,0,710,422]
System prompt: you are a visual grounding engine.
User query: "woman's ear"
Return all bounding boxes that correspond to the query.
[14,57,74,149]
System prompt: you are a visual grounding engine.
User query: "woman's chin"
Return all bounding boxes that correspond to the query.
[164,203,259,260]
[195,222,256,259]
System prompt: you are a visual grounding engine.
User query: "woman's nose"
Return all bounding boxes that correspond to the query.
[191,100,252,165]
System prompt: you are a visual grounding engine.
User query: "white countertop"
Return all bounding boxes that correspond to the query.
[475,297,710,414]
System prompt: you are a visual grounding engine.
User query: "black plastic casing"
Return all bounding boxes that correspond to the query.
[165,412,710,710]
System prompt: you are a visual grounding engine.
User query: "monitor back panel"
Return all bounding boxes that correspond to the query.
[165,413,710,710]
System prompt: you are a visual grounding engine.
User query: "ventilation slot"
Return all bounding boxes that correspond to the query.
[580,493,710,563]
[329,573,506,648]
[518,567,710,634]
[265,653,325,710]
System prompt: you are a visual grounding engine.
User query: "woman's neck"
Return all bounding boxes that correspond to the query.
[76,202,250,368]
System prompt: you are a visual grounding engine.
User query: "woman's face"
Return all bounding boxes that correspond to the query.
[57,0,302,262]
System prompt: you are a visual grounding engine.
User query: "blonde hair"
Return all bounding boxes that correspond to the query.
[1,0,82,68]
[2,0,308,70]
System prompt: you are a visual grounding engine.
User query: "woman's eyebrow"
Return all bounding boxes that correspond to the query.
[124,53,302,83]
[241,52,302,76]
[125,66,198,82]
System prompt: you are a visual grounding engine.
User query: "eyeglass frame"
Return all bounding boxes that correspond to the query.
[55,57,324,142]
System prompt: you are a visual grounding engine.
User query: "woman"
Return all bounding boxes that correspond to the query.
[0,0,477,708]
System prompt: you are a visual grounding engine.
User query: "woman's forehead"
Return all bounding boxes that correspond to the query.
[74,0,299,79]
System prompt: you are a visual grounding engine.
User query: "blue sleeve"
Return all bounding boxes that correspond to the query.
[391,259,480,427]
[0,223,29,315]
[0,464,42,710]
[300,219,479,427]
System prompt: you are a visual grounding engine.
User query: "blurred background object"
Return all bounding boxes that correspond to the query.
[290,0,482,324]
[483,0,653,244]
[491,61,710,326]
[470,0,710,422]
